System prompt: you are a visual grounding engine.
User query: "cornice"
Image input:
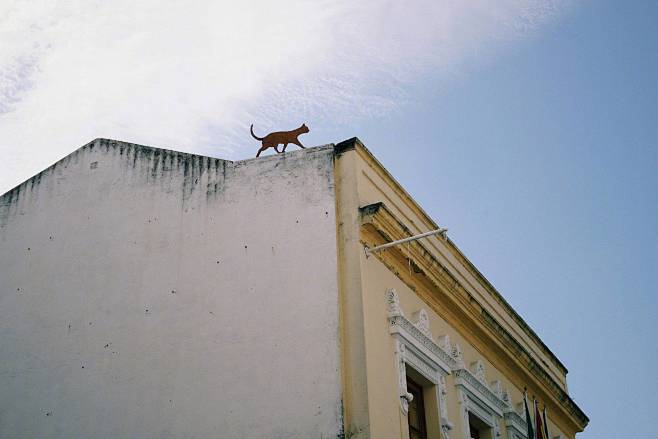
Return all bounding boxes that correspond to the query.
[349,141,570,376]
[359,202,589,429]
[479,308,587,426]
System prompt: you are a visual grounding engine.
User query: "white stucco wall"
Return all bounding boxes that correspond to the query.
[0,139,342,439]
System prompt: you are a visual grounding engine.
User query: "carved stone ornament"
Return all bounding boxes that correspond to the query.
[394,341,413,414]
[504,404,528,439]
[457,386,505,439]
[493,420,502,438]
[490,380,503,399]
[470,360,486,384]
[385,289,454,431]
[412,308,432,340]
[386,288,403,317]
[438,375,454,439]
[452,343,465,368]
[438,334,452,354]
[501,388,510,405]
[383,289,514,439]
[516,403,526,421]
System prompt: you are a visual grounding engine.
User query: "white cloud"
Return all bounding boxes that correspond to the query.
[0,0,572,193]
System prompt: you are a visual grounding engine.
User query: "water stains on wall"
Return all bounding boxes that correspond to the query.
[1,138,336,227]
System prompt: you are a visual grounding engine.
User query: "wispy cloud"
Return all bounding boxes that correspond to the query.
[0,0,572,193]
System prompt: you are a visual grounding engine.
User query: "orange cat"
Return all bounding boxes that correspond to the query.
[250,123,309,157]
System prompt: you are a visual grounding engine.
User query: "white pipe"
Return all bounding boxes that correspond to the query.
[365,228,448,256]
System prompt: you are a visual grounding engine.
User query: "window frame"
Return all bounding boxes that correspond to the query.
[406,376,428,439]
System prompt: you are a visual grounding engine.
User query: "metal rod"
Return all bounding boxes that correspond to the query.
[365,228,448,257]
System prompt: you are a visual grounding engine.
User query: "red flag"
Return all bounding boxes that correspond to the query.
[535,399,545,439]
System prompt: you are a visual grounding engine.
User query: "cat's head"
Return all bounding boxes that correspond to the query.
[300,123,309,133]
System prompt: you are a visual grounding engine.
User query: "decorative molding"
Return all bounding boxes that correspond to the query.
[504,404,527,439]
[384,290,548,439]
[412,308,433,340]
[501,388,510,406]
[437,334,452,354]
[494,418,502,438]
[479,309,587,426]
[515,403,526,422]
[470,360,486,385]
[490,380,503,400]
[452,343,465,369]
[458,390,471,439]
[454,368,508,415]
[385,289,455,436]
[360,203,588,429]
[394,340,414,414]
[386,288,403,317]
[454,365,511,439]
[358,197,569,377]
[389,315,457,374]
[438,375,454,439]
[457,384,503,439]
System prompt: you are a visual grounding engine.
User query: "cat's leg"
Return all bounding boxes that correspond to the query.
[256,145,268,157]
[281,143,288,152]
[275,144,282,153]
[293,139,305,149]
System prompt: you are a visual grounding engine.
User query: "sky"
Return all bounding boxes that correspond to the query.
[1,0,656,437]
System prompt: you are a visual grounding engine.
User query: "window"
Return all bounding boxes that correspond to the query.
[468,412,493,439]
[407,377,427,439]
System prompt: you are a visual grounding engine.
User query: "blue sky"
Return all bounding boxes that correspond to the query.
[1,1,656,437]
[346,2,657,437]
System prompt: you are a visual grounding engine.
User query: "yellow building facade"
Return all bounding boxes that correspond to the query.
[334,138,588,439]
[0,137,587,438]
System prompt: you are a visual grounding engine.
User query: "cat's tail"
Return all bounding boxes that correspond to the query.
[250,124,264,141]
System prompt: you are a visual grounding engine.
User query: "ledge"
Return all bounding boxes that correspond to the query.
[359,201,589,429]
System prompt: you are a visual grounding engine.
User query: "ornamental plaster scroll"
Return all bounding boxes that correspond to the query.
[452,343,465,368]
[471,360,486,384]
[386,288,403,317]
[412,308,433,341]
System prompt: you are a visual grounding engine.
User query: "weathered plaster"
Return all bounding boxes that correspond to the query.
[0,139,343,439]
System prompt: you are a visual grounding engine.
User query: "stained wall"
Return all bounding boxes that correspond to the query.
[0,139,342,439]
